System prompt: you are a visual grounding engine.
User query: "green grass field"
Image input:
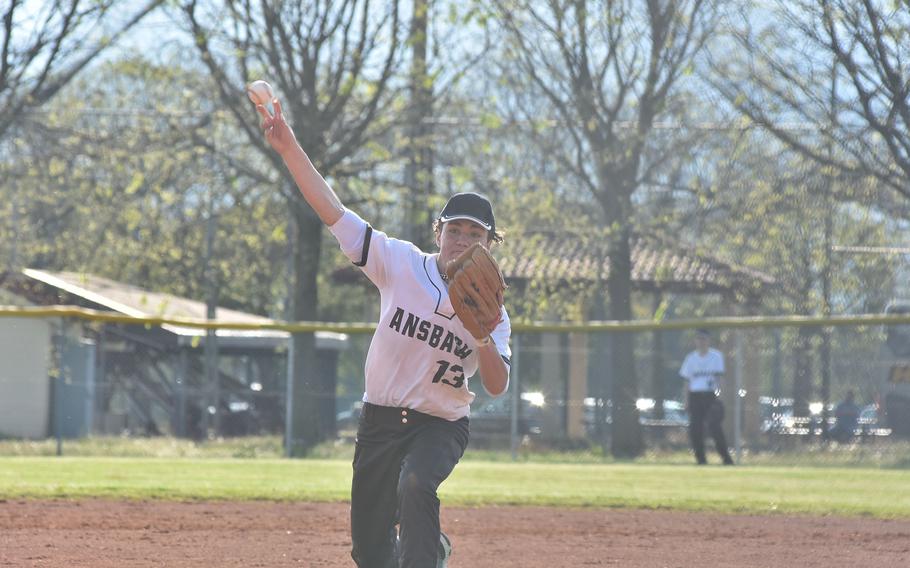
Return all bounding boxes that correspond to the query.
[1,456,907,519]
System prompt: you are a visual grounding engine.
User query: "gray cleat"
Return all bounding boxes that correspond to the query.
[437,531,452,568]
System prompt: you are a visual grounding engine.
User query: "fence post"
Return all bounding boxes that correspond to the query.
[284,334,295,458]
[510,334,521,461]
[175,349,188,437]
[734,330,744,463]
[51,320,66,456]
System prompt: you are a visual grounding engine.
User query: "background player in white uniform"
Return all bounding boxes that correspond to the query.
[256,97,510,567]
[679,329,734,465]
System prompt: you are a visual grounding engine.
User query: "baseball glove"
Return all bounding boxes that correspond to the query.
[445,243,507,340]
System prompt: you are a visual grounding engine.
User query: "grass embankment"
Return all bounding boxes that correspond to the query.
[1,455,908,519]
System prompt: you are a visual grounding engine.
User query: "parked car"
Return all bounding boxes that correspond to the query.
[858,403,890,437]
[759,397,891,438]
[759,397,840,436]
[582,397,689,436]
[336,400,364,437]
[636,398,689,427]
[335,393,545,440]
[469,392,544,438]
[760,396,798,435]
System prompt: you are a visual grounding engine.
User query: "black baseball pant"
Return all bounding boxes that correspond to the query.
[351,402,469,568]
[688,391,734,465]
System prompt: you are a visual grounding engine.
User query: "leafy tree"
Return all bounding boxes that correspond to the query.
[402,0,435,250]
[3,53,290,318]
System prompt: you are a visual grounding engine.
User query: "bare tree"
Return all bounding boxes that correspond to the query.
[493,0,718,457]
[401,0,434,250]
[0,0,164,140]
[710,0,910,201]
[403,0,497,249]
[179,0,404,454]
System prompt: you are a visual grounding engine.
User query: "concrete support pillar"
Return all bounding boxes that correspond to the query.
[567,332,588,438]
[540,332,565,439]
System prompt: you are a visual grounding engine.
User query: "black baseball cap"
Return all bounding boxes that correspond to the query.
[437,192,496,233]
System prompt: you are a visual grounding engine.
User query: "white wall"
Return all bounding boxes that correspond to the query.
[0,318,51,438]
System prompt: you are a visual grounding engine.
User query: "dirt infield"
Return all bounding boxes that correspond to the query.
[1,500,909,567]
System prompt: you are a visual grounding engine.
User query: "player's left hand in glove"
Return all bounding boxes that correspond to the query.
[445,243,507,343]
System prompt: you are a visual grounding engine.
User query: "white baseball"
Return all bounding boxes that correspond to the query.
[246,80,274,110]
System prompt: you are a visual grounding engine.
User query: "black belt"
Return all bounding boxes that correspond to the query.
[361,402,440,427]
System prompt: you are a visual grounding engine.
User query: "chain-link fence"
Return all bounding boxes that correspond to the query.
[498,321,908,464]
[3,308,910,465]
[1,313,364,447]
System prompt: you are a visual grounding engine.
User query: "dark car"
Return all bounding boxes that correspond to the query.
[336,394,545,442]
[469,392,544,440]
[636,398,689,427]
[582,397,689,437]
[336,400,364,438]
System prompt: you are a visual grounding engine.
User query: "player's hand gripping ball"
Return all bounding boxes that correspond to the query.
[445,243,507,341]
[246,80,275,115]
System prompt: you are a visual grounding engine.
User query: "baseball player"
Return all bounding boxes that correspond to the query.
[679,329,734,465]
[256,96,511,567]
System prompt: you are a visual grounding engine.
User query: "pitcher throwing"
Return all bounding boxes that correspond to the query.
[254,89,512,567]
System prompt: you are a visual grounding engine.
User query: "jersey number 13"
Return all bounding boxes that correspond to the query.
[432,360,465,389]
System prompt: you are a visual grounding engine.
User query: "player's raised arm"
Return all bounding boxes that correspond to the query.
[252,85,344,226]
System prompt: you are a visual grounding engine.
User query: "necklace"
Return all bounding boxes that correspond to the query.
[438,258,448,282]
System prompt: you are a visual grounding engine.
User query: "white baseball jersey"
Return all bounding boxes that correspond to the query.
[679,348,724,393]
[329,208,511,420]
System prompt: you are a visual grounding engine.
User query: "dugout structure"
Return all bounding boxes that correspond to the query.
[0,269,347,440]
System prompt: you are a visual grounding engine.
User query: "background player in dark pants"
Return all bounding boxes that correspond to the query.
[255,95,511,567]
[679,329,734,465]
